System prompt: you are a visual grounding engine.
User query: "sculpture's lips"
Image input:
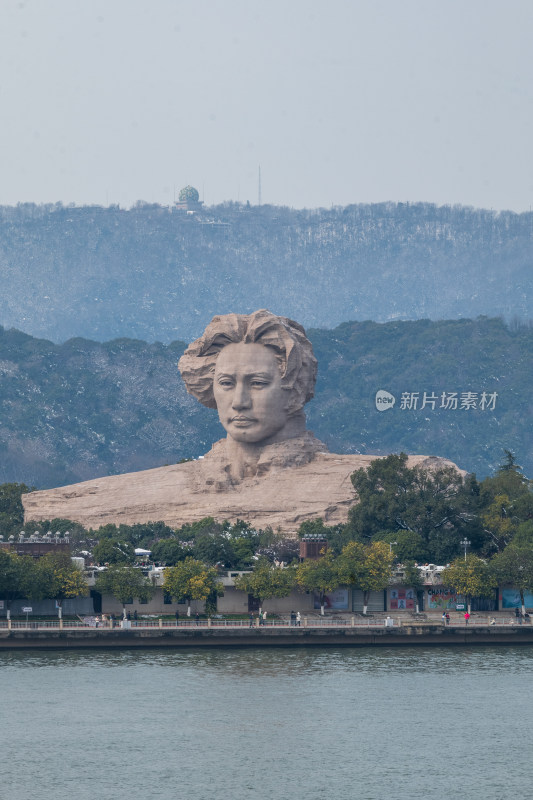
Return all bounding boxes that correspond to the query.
[230,416,257,426]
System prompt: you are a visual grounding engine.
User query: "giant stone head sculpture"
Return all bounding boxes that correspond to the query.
[178,310,317,446]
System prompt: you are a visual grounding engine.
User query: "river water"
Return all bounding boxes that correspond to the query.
[1,646,531,800]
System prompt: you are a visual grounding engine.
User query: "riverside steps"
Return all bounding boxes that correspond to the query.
[2,614,533,649]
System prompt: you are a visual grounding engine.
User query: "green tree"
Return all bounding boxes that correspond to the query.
[233,557,296,613]
[481,494,517,551]
[442,554,496,613]
[512,520,533,547]
[479,451,532,552]
[162,557,222,616]
[176,517,220,542]
[480,473,533,553]
[371,529,428,563]
[192,528,236,567]
[0,551,37,613]
[337,541,393,614]
[491,545,533,615]
[92,538,135,565]
[499,450,524,474]
[297,518,331,538]
[93,523,120,539]
[94,564,155,616]
[186,519,260,569]
[229,537,257,569]
[0,482,32,537]
[297,518,349,555]
[255,533,300,564]
[117,521,176,548]
[150,538,190,566]
[347,454,484,563]
[295,550,339,616]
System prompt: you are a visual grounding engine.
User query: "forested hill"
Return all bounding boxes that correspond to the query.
[1,201,532,344]
[0,316,531,489]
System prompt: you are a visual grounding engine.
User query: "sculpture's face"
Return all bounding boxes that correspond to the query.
[213,343,290,444]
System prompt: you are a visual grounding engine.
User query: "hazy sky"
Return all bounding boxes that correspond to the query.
[1,0,532,211]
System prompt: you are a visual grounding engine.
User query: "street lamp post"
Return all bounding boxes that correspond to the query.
[460,537,471,561]
[389,541,398,555]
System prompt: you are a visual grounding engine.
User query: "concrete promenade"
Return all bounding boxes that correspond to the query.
[2,615,533,649]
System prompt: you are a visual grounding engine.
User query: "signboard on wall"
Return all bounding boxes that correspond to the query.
[390,588,415,610]
[427,588,459,610]
[502,589,533,609]
[313,589,349,610]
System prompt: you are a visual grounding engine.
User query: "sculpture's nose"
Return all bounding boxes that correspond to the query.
[232,380,251,410]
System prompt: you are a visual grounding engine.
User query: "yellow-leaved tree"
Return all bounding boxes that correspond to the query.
[234,557,296,615]
[163,557,222,616]
[337,541,394,615]
[442,554,496,613]
[31,552,88,616]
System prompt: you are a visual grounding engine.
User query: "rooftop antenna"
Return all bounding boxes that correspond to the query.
[258,165,261,206]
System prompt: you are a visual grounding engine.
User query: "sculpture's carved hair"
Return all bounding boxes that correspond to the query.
[178,309,317,415]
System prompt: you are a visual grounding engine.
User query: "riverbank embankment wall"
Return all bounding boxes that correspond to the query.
[2,623,533,649]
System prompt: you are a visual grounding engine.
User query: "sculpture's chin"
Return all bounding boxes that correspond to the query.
[222,410,307,447]
[226,427,284,445]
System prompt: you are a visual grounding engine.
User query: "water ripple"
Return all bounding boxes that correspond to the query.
[1,646,532,800]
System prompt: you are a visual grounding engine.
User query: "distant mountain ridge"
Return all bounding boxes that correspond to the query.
[1,201,532,344]
[1,317,531,489]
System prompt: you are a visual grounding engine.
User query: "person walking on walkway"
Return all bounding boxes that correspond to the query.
[464,611,470,625]
[249,612,254,628]
[296,611,301,627]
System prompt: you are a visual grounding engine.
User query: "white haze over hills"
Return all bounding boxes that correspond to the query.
[1,1,531,344]
[0,0,532,213]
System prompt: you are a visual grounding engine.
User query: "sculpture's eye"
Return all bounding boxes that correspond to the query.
[250,379,269,388]
[217,377,234,388]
